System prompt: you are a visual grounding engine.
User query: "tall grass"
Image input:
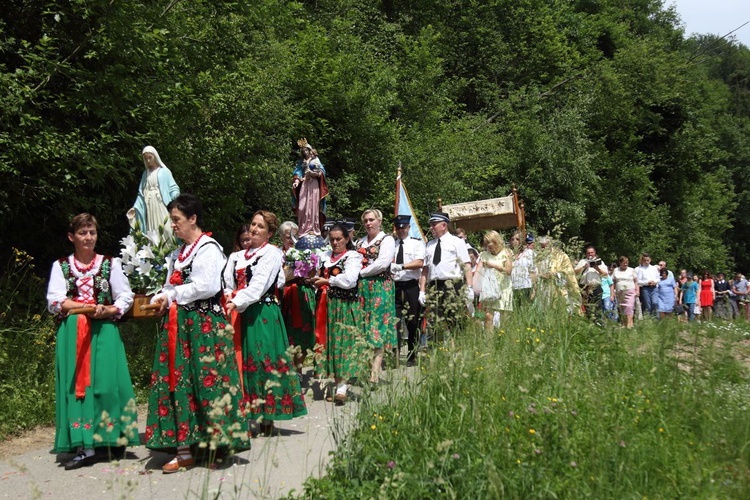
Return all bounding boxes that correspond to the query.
[298,305,750,498]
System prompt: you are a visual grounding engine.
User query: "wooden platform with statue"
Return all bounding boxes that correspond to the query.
[439,185,526,234]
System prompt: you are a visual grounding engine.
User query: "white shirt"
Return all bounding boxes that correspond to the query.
[158,236,226,305]
[612,267,637,291]
[575,258,609,286]
[636,264,660,287]
[47,254,134,317]
[512,248,537,290]
[393,237,426,282]
[357,231,396,277]
[224,245,284,313]
[424,233,469,281]
[321,250,363,289]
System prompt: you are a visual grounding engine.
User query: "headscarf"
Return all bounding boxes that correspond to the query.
[142,145,168,170]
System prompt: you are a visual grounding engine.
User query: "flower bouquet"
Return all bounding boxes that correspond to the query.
[284,247,325,280]
[119,223,177,317]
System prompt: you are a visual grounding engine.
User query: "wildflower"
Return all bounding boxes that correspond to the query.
[451,453,460,459]
[570,461,577,468]
[371,425,377,430]
[529,429,536,435]
[619,440,626,447]
[659,427,664,433]
[387,460,396,469]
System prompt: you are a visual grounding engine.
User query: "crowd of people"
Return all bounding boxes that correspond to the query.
[45,143,746,475]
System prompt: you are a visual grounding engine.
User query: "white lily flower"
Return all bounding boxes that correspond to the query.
[137,261,153,275]
[120,235,135,248]
[137,246,155,260]
[123,263,135,275]
[145,229,162,247]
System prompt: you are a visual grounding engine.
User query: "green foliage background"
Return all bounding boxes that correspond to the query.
[2,0,750,273]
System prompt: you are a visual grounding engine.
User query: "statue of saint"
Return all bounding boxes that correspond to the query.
[127,146,180,237]
[292,138,328,236]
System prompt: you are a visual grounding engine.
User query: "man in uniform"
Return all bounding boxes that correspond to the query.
[419,212,473,341]
[390,215,425,366]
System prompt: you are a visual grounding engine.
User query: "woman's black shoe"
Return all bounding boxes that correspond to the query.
[64,453,98,470]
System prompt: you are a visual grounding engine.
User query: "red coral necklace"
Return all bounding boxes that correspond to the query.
[73,255,97,274]
[178,233,206,263]
[244,241,268,260]
[330,251,346,262]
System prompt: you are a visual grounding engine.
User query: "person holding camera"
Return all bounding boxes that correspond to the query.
[574,245,609,320]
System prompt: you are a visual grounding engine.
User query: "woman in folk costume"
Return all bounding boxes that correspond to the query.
[311,223,365,404]
[356,209,397,385]
[291,138,329,236]
[279,221,317,372]
[224,211,307,437]
[127,145,180,236]
[46,213,138,470]
[147,194,248,474]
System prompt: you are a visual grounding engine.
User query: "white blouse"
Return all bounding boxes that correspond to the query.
[47,254,134,317]
[322,250,363,289]
[156,236,226,306]
[357,231,395,277]
[224,245,284,313]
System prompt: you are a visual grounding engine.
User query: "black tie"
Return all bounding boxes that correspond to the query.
[433,239,442,265]
[396,239,404,264]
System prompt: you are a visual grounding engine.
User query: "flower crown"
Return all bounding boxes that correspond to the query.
[297,138,311,149]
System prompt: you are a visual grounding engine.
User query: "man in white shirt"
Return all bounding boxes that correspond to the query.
[419,212,473,339]
[636,253,660,317]
[574,245,608,320]
[390,215,425,366]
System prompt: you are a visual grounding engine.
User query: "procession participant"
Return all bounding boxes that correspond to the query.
[419,212,473,341]
[389,215,425,367]
[127,146,180,236]
[292,138,328,236]
[477,230,513,331]
[679,273,699,322]
[232,223,252,252]
[278,220,316,374]
[278,221,298,252]
[311,223,365,404]
[636,253,660,317]
[731,273,749,320]
[147,194,247,473]
[612,256,638,328]
[699,270,715,321]
[509,232,537,308]
[714,272,732,320]
[357,209,397,384]
[535,236,580,314]
[47,213,138,470]
[574,245,609,320]
[225,211,307,437]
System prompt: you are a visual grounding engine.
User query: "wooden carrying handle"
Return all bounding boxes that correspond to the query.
[140,303,163,311]
[67,306,96,316]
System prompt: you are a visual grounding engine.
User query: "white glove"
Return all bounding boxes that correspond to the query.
[390,263,403,274]
[466,287,475,302]
[418,291,427,306]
